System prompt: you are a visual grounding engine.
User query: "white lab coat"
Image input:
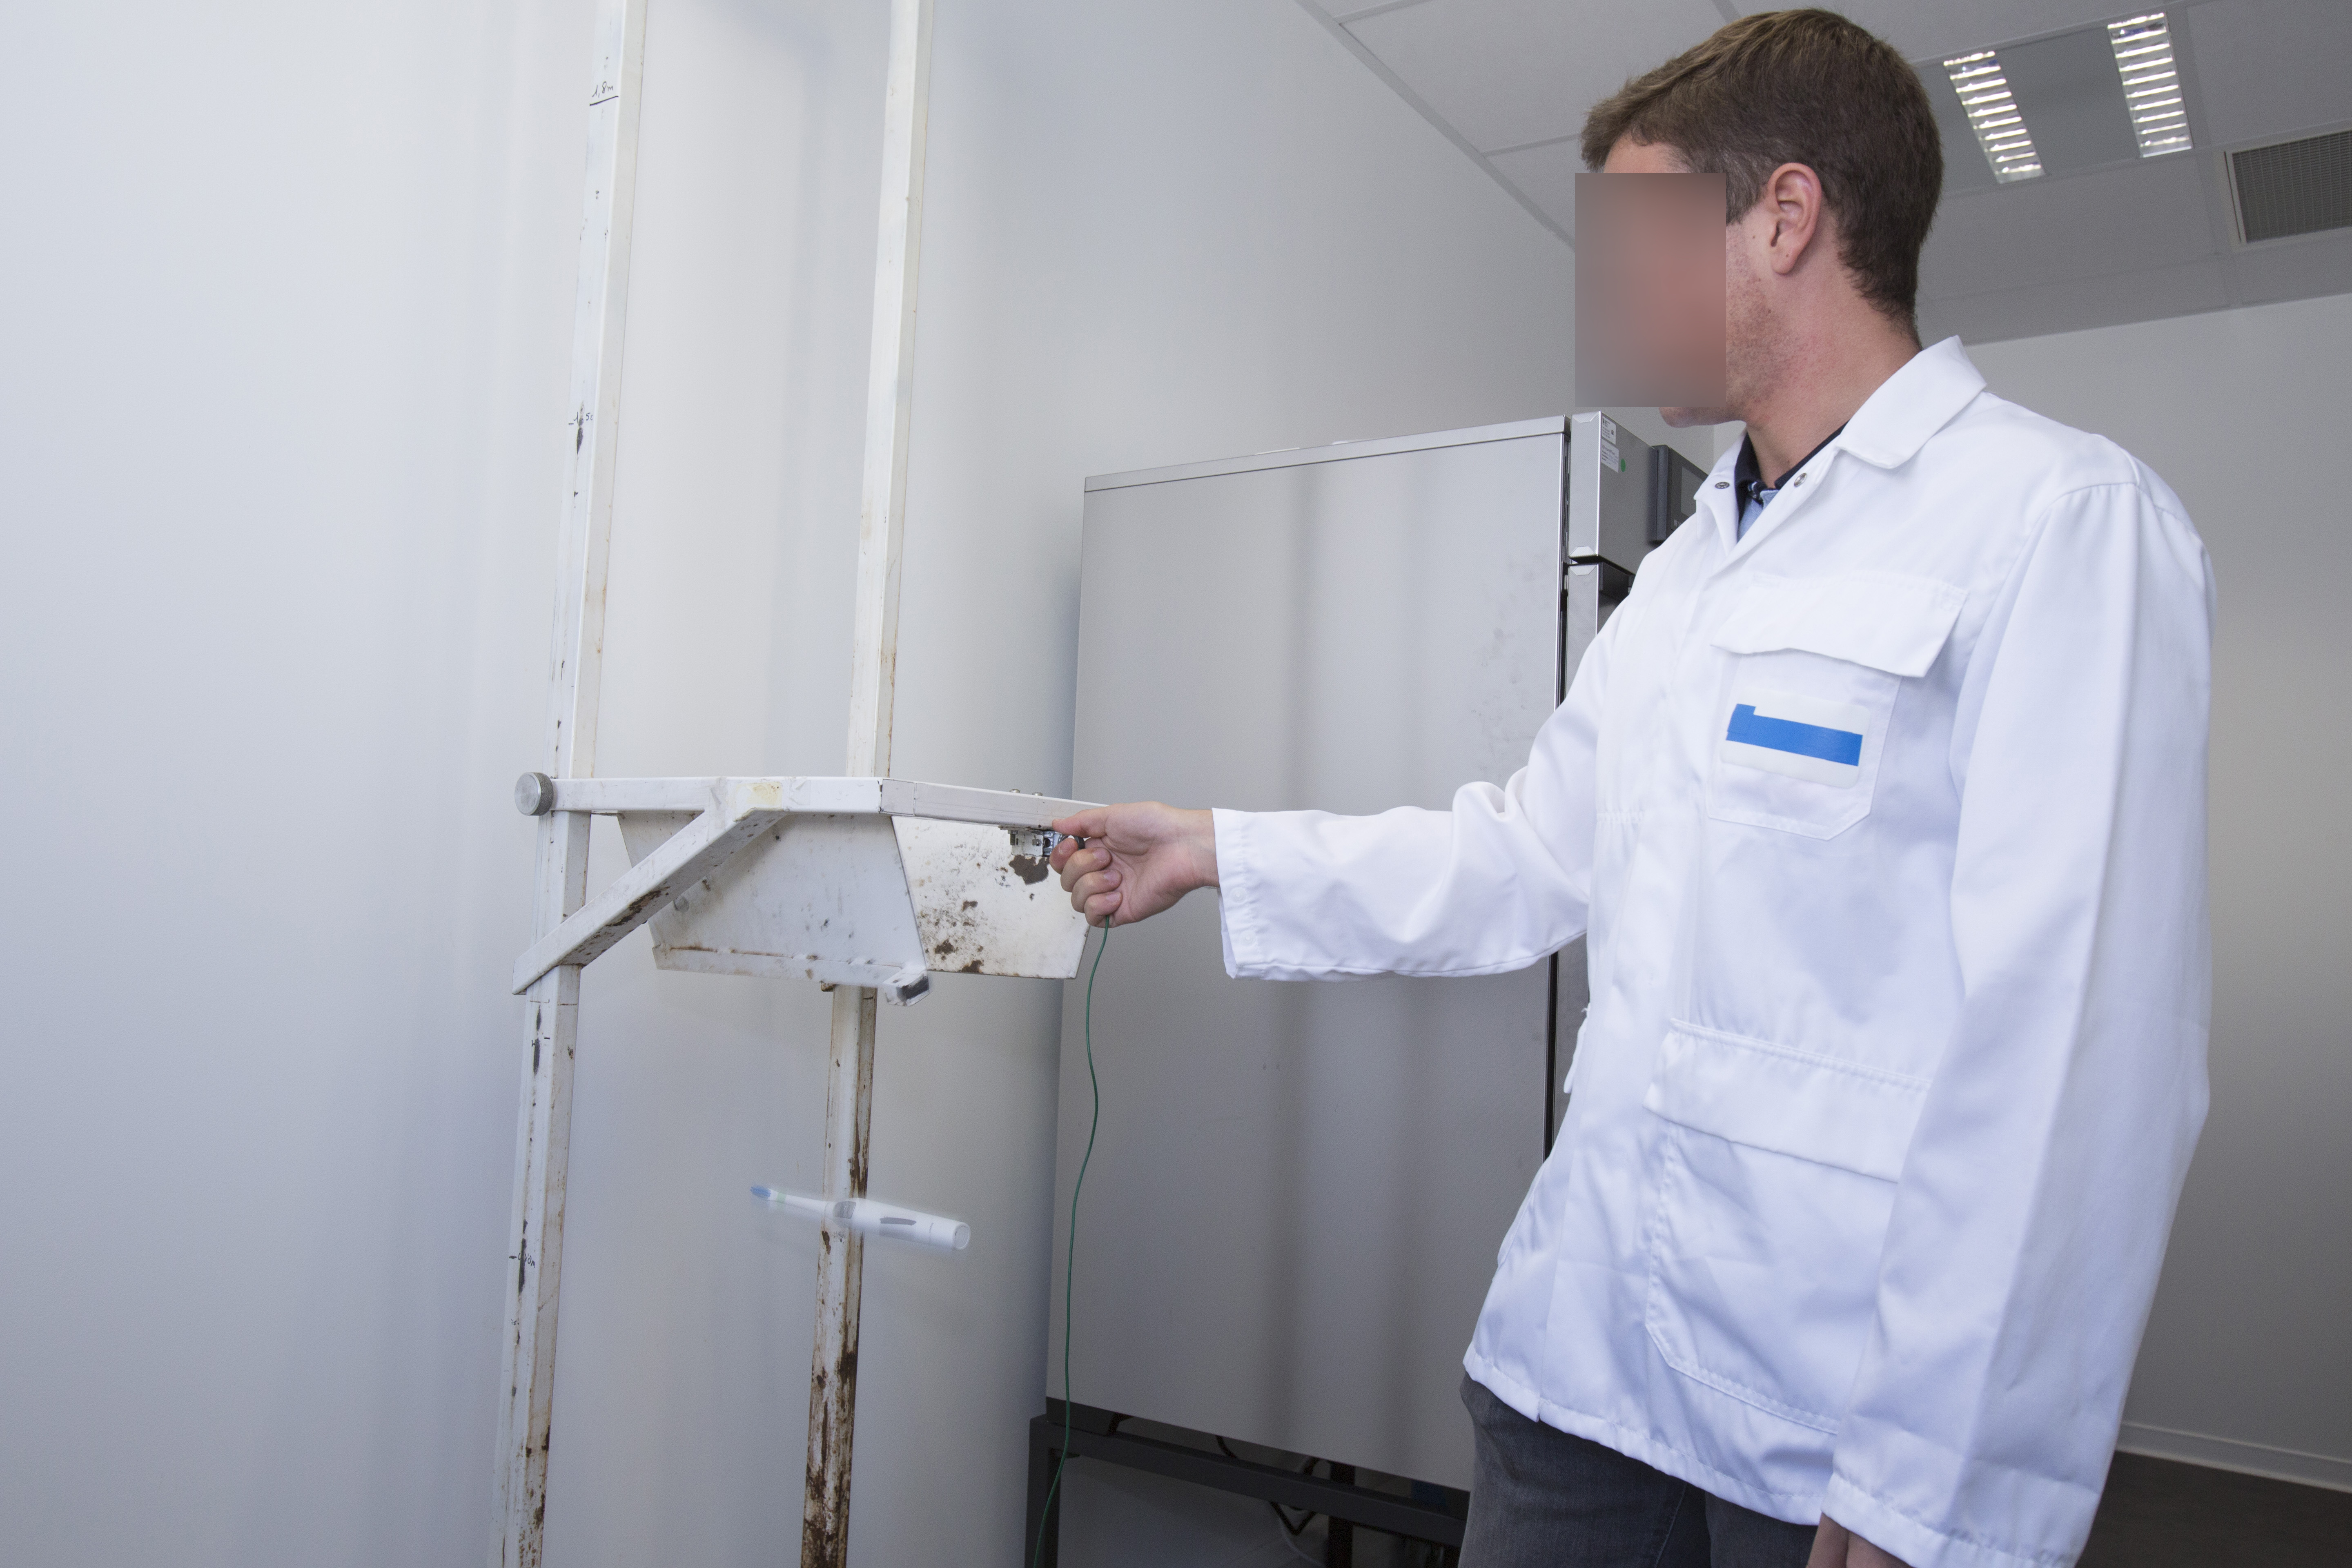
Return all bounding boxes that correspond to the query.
[1212,339,2212,1568]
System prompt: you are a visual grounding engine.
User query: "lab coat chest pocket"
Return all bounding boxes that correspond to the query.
[1705,574,1964,839]
[1641,1024,1929,1431]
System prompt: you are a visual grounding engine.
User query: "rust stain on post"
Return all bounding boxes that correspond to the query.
[802,985,876,1568]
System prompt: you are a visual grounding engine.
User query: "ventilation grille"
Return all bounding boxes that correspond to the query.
[2233,129,2352,244]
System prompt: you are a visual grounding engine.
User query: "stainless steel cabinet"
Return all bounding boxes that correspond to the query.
[1050,414,1690,1491]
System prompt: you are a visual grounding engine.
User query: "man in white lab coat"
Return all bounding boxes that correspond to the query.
[1050,10,2212,1568]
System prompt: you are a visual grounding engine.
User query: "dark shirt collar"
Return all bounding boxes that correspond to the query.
[1734,422,1848,510]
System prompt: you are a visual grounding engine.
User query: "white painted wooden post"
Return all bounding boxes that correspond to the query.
[804,2,933,1564]
[843,0,933,781]
[493,2,648,1564]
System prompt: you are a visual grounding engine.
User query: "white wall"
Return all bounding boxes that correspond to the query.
[0,6,575,1561]
[1968,294,2352,1489]
[0,2,1583,1565]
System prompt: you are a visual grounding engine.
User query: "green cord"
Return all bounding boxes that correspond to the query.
[1033,920,1110,1568]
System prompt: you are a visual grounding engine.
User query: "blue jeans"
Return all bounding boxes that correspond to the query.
[1459,1375,1818,1568]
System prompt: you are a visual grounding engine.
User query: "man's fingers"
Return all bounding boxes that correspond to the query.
[1068,867,1120,910]
[1050,831,1108,875]
[1080,887,1123,923]
[1057,844,1111,892]
[1052,807,1110,841]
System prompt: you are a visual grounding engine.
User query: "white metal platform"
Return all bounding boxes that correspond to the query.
[511,774,1096,1003]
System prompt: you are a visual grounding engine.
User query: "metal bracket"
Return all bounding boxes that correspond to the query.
[508,775,1096,1000]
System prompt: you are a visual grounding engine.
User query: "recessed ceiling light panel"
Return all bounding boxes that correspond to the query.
[1944,49,2043,183]
[2107,13,2192,158]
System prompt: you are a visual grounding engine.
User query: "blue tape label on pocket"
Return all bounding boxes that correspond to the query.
[1719,691,1870,787]
[1726,704,1863,766]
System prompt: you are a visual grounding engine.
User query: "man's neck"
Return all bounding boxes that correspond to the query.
[1740,315,1922,480]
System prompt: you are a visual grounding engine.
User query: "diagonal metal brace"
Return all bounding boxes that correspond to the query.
[510,780,786,993]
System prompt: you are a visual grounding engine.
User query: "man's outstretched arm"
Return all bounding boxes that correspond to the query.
[1045,606,1620,979]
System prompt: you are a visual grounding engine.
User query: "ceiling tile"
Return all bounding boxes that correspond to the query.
[1346,0,1729,154]
[2232,228,2352,306]
[1999,26,2141,175]
[1830,0,2140,65]
[1919,257,2234,345]
[1920,154,2217,302]
[1486,139,1583,237]
[2180,0,2352,148]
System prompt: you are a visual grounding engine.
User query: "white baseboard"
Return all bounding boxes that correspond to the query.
[2116,1421,2352,1493]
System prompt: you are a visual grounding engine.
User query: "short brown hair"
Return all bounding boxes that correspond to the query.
[1581,9,1942,335]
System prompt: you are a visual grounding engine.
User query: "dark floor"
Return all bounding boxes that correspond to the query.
[2078,1452,2351,1567]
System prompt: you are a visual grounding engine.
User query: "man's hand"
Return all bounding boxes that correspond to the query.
[1807,1516,1910,1568]
[1050,802,1218,927]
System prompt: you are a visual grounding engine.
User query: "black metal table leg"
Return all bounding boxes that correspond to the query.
[1025,1411,1063,1568]
[1023,1401,1467,1562]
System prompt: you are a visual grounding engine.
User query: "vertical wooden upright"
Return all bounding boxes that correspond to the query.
[803,2,933,1564]
[494,2,648,1564]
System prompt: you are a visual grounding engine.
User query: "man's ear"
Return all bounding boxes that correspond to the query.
[1759,160,1825,277]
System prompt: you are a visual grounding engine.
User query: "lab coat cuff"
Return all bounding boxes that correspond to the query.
[1820,1474,2064,1568]
[1211,807,1267,978]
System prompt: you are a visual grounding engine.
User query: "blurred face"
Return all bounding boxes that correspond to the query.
[1593,137,1768,428]
[1574,169,1727,410]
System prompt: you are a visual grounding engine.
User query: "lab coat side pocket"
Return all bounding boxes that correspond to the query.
[1640,1022,1929,1432]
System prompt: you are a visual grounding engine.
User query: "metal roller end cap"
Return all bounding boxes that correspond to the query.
[515,772,557,816]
